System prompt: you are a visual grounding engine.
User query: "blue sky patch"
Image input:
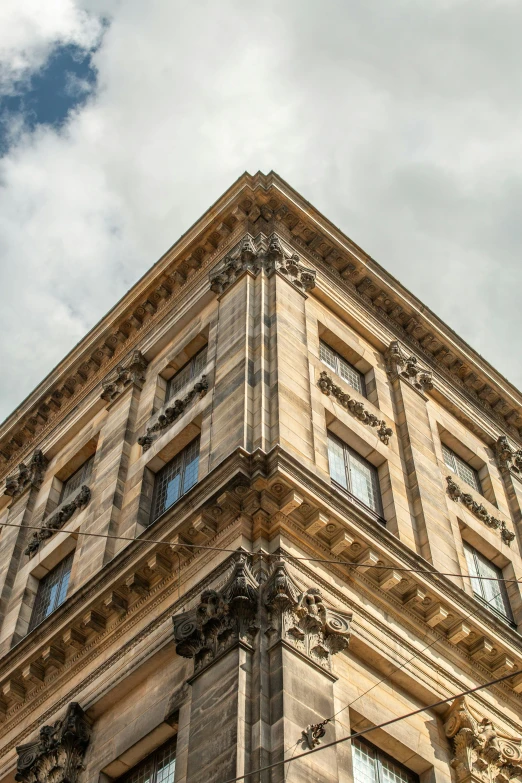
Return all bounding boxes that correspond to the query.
[0,44,98,155]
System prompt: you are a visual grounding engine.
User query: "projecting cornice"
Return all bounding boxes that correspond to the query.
[1,171,522,479]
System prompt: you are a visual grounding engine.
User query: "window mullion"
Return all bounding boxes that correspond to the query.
[344,445,352,493]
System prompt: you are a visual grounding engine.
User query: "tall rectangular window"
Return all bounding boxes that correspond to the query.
[29,552,74,632]
[119,738,176,783]
[151,437,200,522]
[60,455,94,503]
[352,738,418,783]
[327,433,382,516]
[463,543,513,623]
[166,346,208,402]
[442,444,481,493]
[319,340,366,396]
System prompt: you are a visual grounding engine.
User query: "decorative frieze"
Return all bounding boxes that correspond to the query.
[318,371,393,445]
[444,696,522,783]
[264,561,351,671]
[384,341,434,392]
[15,702,91,783]
[100,350,149,403]
[209,233,316,296]
[4,450,47,498]
[25,485,91,557]
[138,376,209,451]
[172,554,259,673]
[495,436,522,476]
[446,476,515,545]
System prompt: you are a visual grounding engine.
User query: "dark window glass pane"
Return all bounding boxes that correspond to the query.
[61,455,94,503]
[319,340,365,396]
[166,346,207,402]
[151,438,200,522]
[352,738,417,783]
[120,738,176,783]
[463,543,513,622]
[327,433,382,516]
[441,444,481,493]
[29,552,74,632]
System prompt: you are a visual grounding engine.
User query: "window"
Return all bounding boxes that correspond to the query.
[320,340,365,396]
[442,444,481,493]
[119,738,176,783]
[60,455,94,503]
[327,433,382,516]
[28,552,74,632]
[166,346,208,402]
[151,437,200,522]
[463,543,513,623]
[352,738,418,783]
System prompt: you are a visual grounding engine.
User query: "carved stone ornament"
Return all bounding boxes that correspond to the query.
[16,702,91,783]
[25,485,91,557]
[384,340,433,392]
[100,350,149,403]
[209,233,316,296]
[495,436,522,476]
[172,554,259,673]
[318,371,393,444]
[4,450,47,498]
[264,561,351,671]
[138,376,209,451]
[444,696,522,783]
[446,476,515,546]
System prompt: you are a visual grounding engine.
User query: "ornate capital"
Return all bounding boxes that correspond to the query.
[16,702,91,783]
[264,562,351,671]
[445,697,522,783]
[172,555,259,673]
[384,341,433,392]
[317,371,393,444]
[445,476,515,545]
[138,375,208,451]
[25,485,91,557]
[209,233,316,296]
[101,350,148,403]
[4,450,47,499]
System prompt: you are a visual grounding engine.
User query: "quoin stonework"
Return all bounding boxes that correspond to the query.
[1,172,522,783]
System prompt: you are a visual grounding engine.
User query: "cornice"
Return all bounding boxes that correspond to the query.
[3,172,522,479]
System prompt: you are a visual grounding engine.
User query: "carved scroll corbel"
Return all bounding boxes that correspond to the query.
[101,350,149,403]
[4,450,47,498]
[384,341,433,392]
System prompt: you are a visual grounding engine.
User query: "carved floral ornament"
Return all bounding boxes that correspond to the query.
[209,233,316,296]
[444,696,522,783]
[100,350,149,403]
[172,556,351,673]
[24,485,91,557]
[317,371,393,445]
[495,436,522,477]
[15,702,91,783]
[446,476,515,546]
[138,375,209,451]
[384,340,434,392]
[4,450,47,499]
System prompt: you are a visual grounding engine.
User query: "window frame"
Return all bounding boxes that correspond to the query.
[327,432,383,520]
[319,340,366,397]
[118,737,177,783]
[150,437,201,523]
[441,444,482,494]
[60,455,94,504]
[463,543,514,624]
[28,551,74,632]
[165,345,208,403]
[352,736,419,783]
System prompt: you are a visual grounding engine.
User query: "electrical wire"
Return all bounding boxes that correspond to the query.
[218,667,522,783]
[0,520,521,584]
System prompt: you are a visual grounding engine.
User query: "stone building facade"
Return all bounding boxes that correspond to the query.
[1,172,522,783]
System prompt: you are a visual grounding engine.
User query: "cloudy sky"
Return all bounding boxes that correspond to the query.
[1,0,521,422]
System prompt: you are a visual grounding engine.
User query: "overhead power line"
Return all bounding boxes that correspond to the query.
[219,667,522,783]
[0,519,520,583]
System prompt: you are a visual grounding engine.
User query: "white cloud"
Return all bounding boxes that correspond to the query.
[1,0,522,420]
